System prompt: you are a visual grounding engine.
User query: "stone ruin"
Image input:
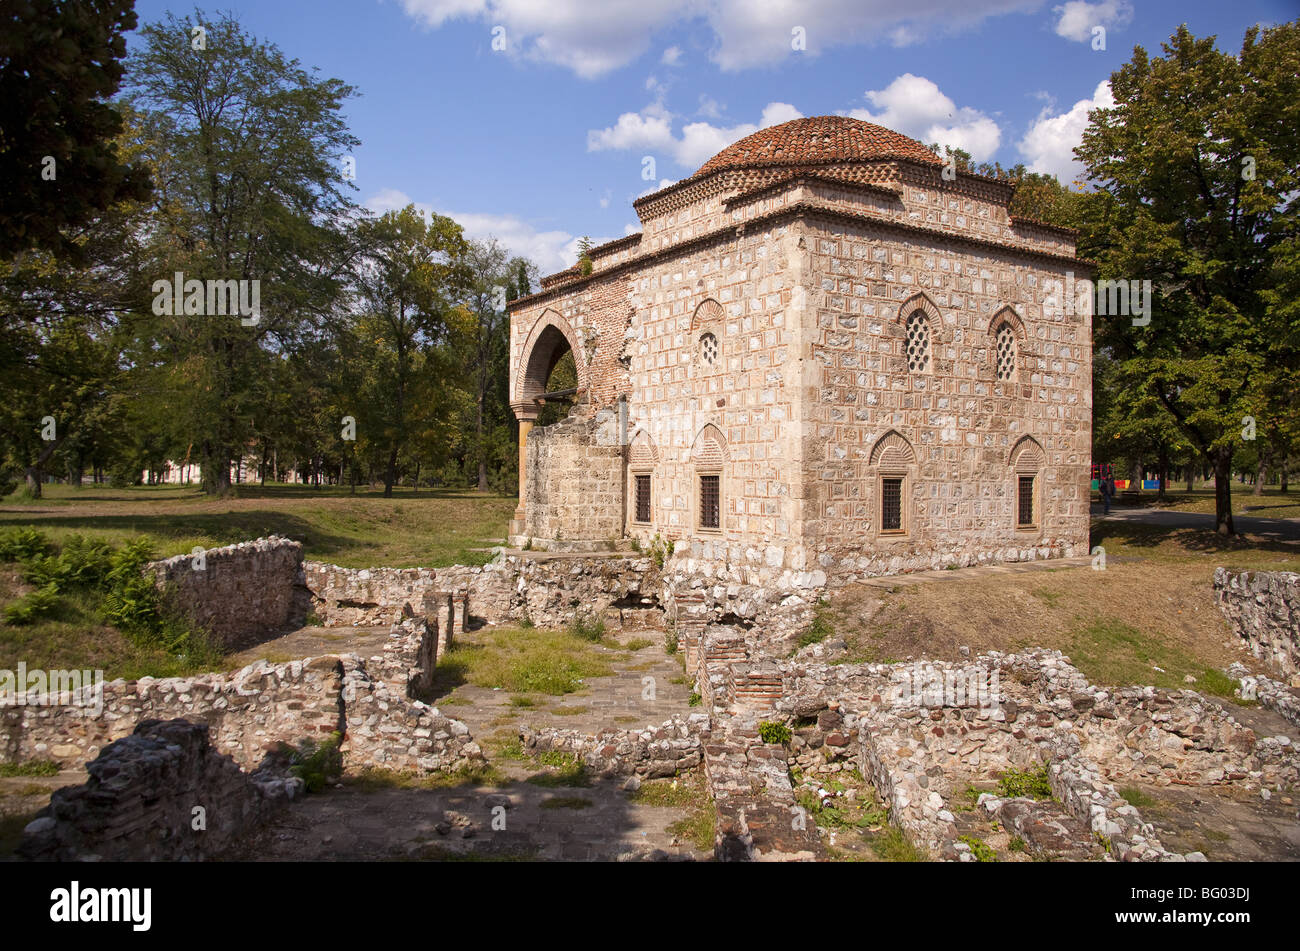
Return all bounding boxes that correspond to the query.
[3,538,1298,862]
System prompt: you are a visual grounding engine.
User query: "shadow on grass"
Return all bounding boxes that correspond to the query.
[0,510,348,558]
[1090,519,1300,558]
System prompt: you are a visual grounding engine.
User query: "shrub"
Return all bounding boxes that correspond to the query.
[1,583,61,625]
[997,762,1054,800]
[289,732,343,793]
[758,720,792,745]
[0,528,53,564]
[959,834,997,862]
[568,611,606,642]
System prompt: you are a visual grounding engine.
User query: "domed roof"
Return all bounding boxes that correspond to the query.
[693,115,942,178]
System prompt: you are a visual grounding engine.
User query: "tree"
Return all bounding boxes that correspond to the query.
[348,205,469,497]
[1075,23,1300,534]
[0,0,151,261]
[126,8,361,495]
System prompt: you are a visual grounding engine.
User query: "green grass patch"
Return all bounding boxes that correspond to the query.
[431,626,614,697]
[870,826,926,862]
[1118,786,1157,809]
[0,760,60,778]
[797,598,835,649]
[525,751,590,788]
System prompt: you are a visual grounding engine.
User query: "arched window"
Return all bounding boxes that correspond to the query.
[1010,437,1045,531]
[691,424,727,533]
[869,430,917,536]
[700,332,718,366]
[905,311,931,372]
[995,321,1017,382]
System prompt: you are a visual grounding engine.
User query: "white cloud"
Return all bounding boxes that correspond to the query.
[697,95,723,119]
[588,101,803,170]
[1018,80,1115,182]
[661,45,683,66]
[846,74,1001,161]
[364,187,583,274]
[399,0,1046,77]
[1053,0,1132,43]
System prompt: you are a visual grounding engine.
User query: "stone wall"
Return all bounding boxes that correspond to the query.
[1214,568,1300,681]
[302,562,440,626]
[20,719,300,862]
[523,410,625,544]
[0,616,481,776]
[148,536,305,649]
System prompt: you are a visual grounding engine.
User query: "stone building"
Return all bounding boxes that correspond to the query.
[506,116,1092,586]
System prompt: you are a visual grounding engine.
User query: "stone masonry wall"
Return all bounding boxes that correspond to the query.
[0,616,480,775]
[20,719,301,862]
[1214,568,1300,681]
[523,410,625,544]
[148,536,305,649]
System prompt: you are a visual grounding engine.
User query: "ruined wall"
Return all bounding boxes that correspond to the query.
[1214,568,1300,680]
[0,616,480,775]
[20,719,298,862]
[303,562,439,625]
[148,536,305,648]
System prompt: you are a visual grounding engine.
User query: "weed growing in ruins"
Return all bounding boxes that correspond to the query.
[509,695,536,708]
[688,691,701,706]
[526,751,589,787]
[0,759,59,778]
[623,637,654,651]
[628,776,698,808]
[645,533,673,569]
[290,731,343,793]
[870,826,926,862]
[959,834,997,862]
[997,762,1054,800]
[664,625,678,654]
[437,627,613,696]
[568,611,606,642]
[1119,787,1157,809]
[758,721,792,745]
[1008,835,1027,853]
[797,598,834,649]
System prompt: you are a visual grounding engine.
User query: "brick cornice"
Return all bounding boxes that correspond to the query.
[509,198,1092,313]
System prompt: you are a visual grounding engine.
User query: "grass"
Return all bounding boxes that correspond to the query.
[429,626,614,698]
[1131,487,1300,520]
[870,826,927,862]
[0,760,59,778]
[0,483,513,569]
[1119,787,1157,809]
[958,833,997,862]
[826,518,1298,686]
[628,777,698,808]
[621,637,655,651]
[525,751,590,788]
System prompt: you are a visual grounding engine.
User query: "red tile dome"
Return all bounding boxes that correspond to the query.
[694,115,942,177]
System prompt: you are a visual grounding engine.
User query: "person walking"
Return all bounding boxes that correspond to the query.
[1100,474,1114,515]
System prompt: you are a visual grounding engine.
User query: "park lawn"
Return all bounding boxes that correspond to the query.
[1123,487,1300,520]
[0,483,515,568]
[826,519,1299,691]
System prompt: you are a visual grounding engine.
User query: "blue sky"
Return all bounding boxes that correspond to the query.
[126,0,1295,275]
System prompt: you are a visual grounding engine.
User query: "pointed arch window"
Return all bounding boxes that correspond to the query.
[995,322,1017,381]
[905,311,931,372]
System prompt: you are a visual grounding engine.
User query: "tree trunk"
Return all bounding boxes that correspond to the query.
[1281,457,1289,493]
[413,460,421,495]
[1157,451,1169,501]
[1213,449,1235,536]
[23,466,42,499]
[1185,464,1194,493]
[1253,446,1269,496]
[384,447,398,498]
